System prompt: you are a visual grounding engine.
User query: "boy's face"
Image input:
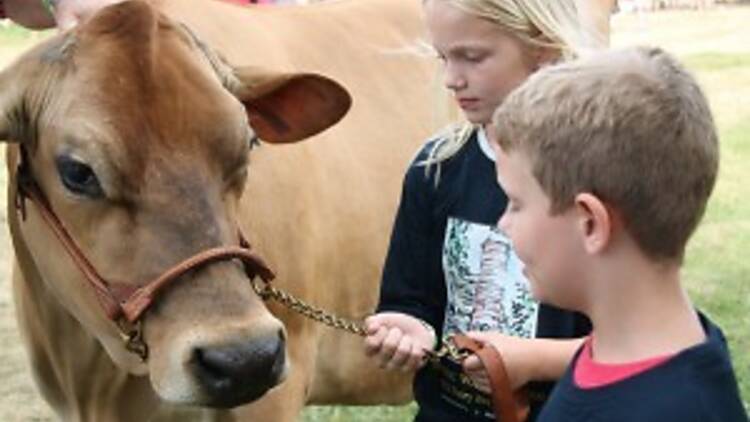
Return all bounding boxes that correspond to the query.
[492,142,586,310]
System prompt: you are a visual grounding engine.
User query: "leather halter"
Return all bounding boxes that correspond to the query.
[13,152,276,361]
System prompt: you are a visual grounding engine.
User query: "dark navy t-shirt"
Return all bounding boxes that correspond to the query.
[539,313,748,422]
[377,130,591,422]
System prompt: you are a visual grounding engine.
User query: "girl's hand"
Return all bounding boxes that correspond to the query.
[363,312,436,372]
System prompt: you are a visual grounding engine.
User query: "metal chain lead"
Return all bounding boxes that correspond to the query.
[426,336,473,364]
[250,277,468,364]
[251,278,367,336]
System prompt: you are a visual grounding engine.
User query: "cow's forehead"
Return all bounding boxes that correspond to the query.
[38,12,251,192]
[72,16,243,136]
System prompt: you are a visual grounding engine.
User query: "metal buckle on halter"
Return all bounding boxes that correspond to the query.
[15,156,34,221]
[117,319,148,362]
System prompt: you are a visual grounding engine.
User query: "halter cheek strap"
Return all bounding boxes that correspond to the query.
[14,153,275,361]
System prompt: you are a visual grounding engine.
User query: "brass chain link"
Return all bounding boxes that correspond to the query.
[425,336,472,364]
[250,277,468,363]
[117,319,149,362]
[251,278,367,336]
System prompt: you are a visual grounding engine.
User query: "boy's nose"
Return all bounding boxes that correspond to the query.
[498,212,510,232]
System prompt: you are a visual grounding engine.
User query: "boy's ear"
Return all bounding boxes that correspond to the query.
[573,193,614,255]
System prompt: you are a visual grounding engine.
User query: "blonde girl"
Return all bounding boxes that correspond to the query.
[364,1,610,421]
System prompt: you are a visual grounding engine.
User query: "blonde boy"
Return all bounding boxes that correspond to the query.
[488,46,748,421]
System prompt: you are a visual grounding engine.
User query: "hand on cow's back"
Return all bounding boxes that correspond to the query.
[53,0,127,30]
[5,0,127,30]
[363,312,436,373]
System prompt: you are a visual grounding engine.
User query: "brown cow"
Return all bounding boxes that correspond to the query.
[1,0,435,420]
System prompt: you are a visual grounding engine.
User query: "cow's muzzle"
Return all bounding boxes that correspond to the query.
[191,329,287,407]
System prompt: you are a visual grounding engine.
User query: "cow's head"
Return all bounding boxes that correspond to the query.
[0,0,350,408]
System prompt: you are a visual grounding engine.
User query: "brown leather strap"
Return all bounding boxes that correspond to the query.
[119,246,274,322]
[16,171,125,318]
[15,160,275,324]
[453,334,530,422]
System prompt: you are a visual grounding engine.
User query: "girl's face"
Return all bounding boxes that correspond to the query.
[425,1,538,125]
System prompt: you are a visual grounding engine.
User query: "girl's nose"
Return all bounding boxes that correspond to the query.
[443,63,467,91]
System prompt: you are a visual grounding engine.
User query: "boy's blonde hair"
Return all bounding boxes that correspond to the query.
[422,0,610,171]
[493,46,719,262]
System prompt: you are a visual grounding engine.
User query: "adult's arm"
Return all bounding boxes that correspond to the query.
[3,0,125,31]
[3,0,55,29]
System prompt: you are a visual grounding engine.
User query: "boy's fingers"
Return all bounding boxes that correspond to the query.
[462,355,483,372]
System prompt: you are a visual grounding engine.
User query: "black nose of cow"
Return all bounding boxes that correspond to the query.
[192,330,286,407]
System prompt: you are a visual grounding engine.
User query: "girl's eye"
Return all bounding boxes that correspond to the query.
[56,156,104,198]
[462,51,486,63]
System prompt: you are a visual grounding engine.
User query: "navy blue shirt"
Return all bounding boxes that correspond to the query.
[539,313,748,422]
[377,130,591,422]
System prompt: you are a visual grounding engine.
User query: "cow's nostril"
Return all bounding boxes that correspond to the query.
[192,330,286,407]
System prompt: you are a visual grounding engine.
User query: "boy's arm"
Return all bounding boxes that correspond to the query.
[527,337,584,380]
[463,333,584,391]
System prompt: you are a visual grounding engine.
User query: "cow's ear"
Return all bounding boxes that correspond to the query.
[232,67,352,144]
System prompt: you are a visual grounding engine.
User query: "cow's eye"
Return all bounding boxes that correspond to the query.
[56,156,103,198]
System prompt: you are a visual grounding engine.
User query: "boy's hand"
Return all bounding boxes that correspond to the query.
[461,332,536,392]
[364,312,436,372]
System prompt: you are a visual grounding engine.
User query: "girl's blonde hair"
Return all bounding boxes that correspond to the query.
[421,0,611,174]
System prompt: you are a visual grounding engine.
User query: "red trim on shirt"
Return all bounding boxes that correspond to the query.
[574,336,675,389]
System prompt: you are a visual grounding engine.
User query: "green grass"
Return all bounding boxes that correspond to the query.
[1,6,748,421]
[683,53,750,72]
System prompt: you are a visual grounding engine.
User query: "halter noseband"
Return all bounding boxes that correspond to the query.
[14,152,275,361]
